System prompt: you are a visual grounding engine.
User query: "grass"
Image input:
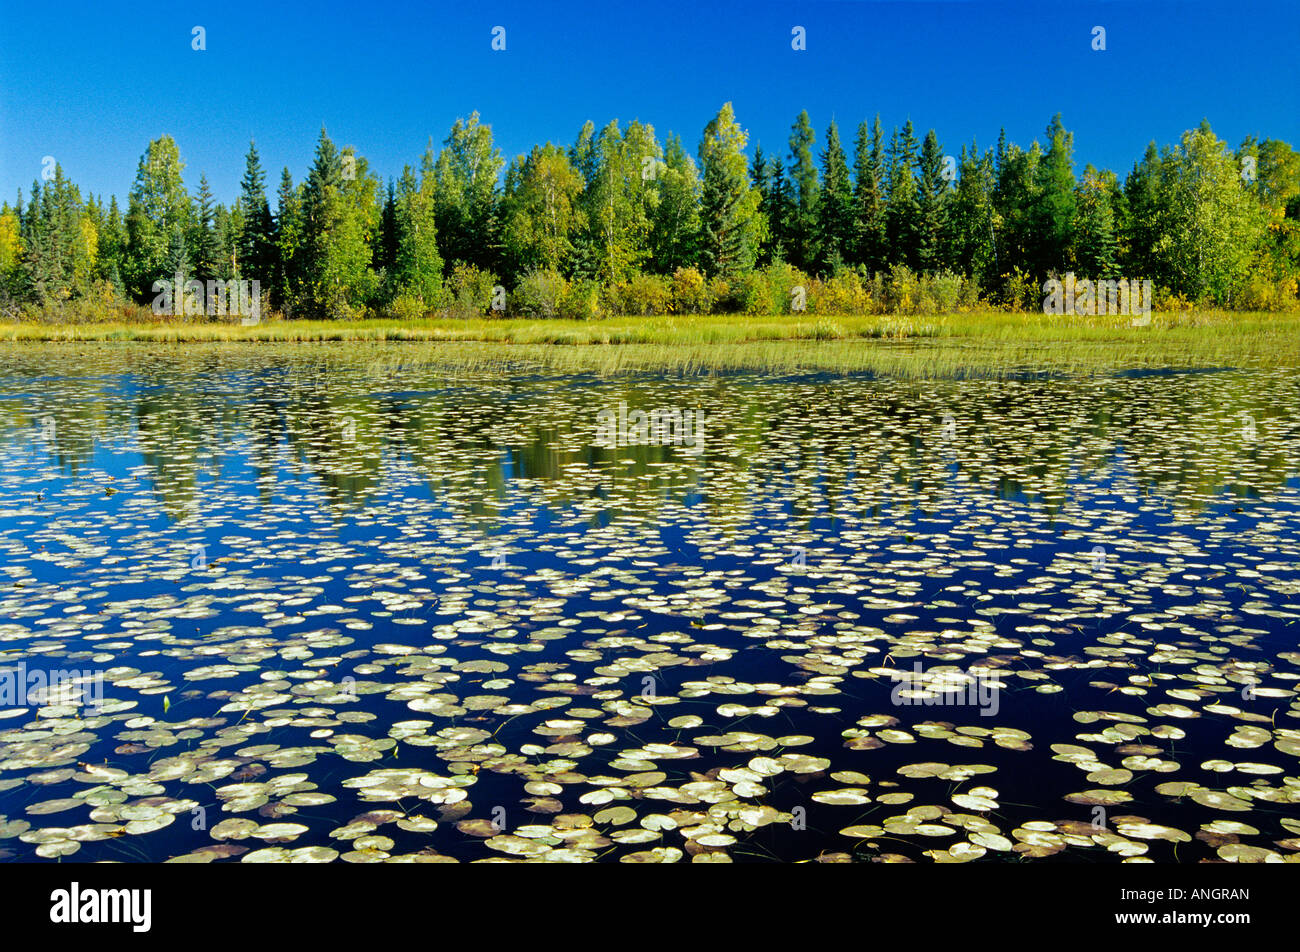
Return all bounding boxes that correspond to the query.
[1,310,1296,376]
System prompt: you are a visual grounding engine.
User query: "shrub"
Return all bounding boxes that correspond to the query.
[670,267,713,314]
[928,270,965,313]
[885,264,920,314]
[511,268,567,318]
[1235,274,1300,312]
[559,277,602,320]
[994,267,1038,312]
[762,262,809,314]
[810,270,871,315]
[1153,286,1195,313]
[444,263,500,318]
[862,270,887,314]
[707,275,736,312]
[607,272,673,315]
[387,293,427,322]
[733,271,769,315]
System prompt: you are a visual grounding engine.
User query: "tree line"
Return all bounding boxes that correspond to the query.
[2,104,1298,319]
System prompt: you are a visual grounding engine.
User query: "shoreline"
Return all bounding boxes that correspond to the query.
[0,312,1294,378]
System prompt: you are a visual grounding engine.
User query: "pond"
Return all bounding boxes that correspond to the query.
[0,346,1297,863]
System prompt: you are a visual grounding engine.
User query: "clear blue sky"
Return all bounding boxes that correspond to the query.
[2,0,1296,205]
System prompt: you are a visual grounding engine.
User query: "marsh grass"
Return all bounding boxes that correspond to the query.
[1,310,1295,376]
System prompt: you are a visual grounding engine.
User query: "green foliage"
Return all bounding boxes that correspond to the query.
[698,103,762,277]
[786,111,820,271]
[512,268,567,318]
[606,272,673,316]
[444,262,499,318]
[1033,113,1078,273]
[648,135,702,274]
[947,144,997,284]
[501,144,584,278]
[559,276,602,320]
[125,136,190,297]
[885,122,921,269]
[6,112,1295,321]
[1147,123,1267,305]
[816,120,855,272]
[386,165,443,310]
[994,266,1038,311]
[297,130,380,319]
[430,113,504,272]
[852,117,887,273]
[1074,165,1120,278]
[190,174,219,283]
[238,140,276,293]
[573,120,659,283]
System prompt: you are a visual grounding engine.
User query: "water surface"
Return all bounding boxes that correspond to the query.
[0,347,1297,863]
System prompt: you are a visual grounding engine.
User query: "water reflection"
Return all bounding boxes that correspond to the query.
[0,347,1296,863]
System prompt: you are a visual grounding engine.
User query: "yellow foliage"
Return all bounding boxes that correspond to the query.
[0,212,20,274]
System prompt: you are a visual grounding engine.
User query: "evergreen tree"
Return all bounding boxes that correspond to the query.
[389,164,443,308]
[815,119,854,273]
[697,103,761,276]
[238,140,276,291]
[98,195,127,291]
[164,221,190,284]
[275,167,304,318]
[947,143,998,283]
[190,174,220,283]
[1074,165,1120,278]
[749,144,773,265]
[1121,142,1163,281]
[296,133,381,318]
[787,110,820,271]
[885,122,921,267]
[916,129,951,271]
[767,157,794,263]
[852,117,886,272]
[993,138,1043,279]
[1034,113,1079,273]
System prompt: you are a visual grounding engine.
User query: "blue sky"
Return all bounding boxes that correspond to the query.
[2,0,1296,205]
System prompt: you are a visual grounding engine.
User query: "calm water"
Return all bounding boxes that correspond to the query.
[0,347,1298,863]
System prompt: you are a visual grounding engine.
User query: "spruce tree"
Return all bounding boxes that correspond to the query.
[275,168,303,318]
[698,103,761,277]
[816,119,855,273]
[191,174,219,283]
[916,129,950,271]
[885,122,921,268]
[238,140,276,290]
[787,110,820,271]
[1034,113,1079,274]
[852,117,886,273]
